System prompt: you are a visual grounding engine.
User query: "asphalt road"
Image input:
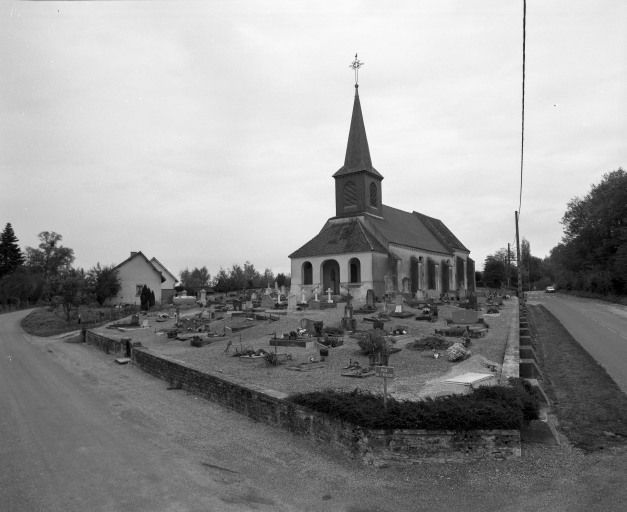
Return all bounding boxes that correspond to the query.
[0,309,263,512]
[527,291,627,394]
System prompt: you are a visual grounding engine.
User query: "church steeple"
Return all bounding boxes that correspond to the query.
[333,56,384,219]
[333,86,382,179]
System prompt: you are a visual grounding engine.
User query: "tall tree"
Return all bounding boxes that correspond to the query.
[87,263,121,305]
[25,232,75,279]
[179,266,211,295]
[0,223,25,278]
[555,168,627,294]
[55,268,86,321]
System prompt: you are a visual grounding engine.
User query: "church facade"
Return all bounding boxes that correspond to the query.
[289,84,475,305]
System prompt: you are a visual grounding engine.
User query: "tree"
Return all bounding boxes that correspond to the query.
[0,267,44,309]
[550,168,627,294]
[25,232,75,299]
[87,264,121,305]
[140,285,153,311]
[0,223,25,278]
[179,266,211,295]
[55,269,86,321]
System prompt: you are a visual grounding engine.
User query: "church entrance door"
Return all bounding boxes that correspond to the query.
[321,260,340,295]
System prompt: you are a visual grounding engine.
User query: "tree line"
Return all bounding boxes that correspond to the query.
[478,168,626,297]
[178,262,290,295]
[0,223,292,316]
[0,227,121,318]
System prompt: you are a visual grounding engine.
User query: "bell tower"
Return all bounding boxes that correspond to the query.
[333,55,383,218]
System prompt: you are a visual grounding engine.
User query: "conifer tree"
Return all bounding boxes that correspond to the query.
[0,223,25,278]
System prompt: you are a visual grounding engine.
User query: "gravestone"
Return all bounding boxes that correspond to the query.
[366,289,375,307]
[199,289,207,307]
[326,288,334,303]
[261,295,274,309]
[394,294,403,314]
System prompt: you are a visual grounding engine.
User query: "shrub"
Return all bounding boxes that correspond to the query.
[289,382,540,431]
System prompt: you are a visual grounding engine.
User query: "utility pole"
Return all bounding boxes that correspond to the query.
[515,211,523,303]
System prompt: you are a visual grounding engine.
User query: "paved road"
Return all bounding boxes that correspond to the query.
[0,309,262,511]
[527,292,627,394]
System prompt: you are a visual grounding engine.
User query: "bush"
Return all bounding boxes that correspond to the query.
[289,381,540,431]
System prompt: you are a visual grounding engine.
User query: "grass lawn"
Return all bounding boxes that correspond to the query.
[21,306,128,337]
[528,304,627,452]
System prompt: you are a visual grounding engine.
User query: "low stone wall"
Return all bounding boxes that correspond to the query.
[85,330,129,356]
[130,346,521,464]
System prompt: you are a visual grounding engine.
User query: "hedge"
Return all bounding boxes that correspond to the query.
[289,378,539,431]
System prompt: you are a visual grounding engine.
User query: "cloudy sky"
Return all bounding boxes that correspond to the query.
[1,1,625,280]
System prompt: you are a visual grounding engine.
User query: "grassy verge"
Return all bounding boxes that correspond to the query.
[528,304,627,451]
[21,307,115,337]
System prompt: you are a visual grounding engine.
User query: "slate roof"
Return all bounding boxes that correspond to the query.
[333,87,382,179]
[290,205,469,259]
[289,218,388,259]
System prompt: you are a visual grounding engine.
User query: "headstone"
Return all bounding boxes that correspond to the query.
[326,288,333,303]
[280,285,286,297]
[251,292,258,301]
[366,289,375,308]
[314,287,319,302]
[301,290,306,303]
[261,295,274,309]
[199,289,207,306]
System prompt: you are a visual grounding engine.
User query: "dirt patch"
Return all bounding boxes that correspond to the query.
[528,304,627,451]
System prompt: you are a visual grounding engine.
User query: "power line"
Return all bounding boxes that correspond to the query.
[518,0,526,215]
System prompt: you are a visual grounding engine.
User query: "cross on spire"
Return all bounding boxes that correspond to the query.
[349,53,365,87]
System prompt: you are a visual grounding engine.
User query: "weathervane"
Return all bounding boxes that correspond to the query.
[349,53,364,87]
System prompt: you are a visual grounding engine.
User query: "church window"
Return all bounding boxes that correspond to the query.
[369,183,377,207]
[344,181,357,207]
[349,258,361,283]
[427,258,436,289]
[302,261,313,285]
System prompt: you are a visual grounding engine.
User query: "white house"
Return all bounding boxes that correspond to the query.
[150,257,178,305]
[108,251,166,306]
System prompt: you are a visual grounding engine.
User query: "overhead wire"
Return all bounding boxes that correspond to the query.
[518,0,526,215]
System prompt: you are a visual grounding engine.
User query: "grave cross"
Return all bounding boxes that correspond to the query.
[326,288,333,303]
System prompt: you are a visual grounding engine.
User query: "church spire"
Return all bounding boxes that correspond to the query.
[333,55,382,179]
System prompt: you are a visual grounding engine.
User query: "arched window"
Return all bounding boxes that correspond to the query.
[369,182,377,207]
[344,181,357,207]
[349,258,361,283]
[302,261,313,285]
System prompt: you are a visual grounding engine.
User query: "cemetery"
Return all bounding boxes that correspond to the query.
[89,289,517,401]
[84,288,528,463]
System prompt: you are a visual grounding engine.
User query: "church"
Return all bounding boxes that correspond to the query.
[289,75,475,306]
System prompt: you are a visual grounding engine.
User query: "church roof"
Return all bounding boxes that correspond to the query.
[411,211,469,253]
[333,87,382,179]
[289,218,388,259]
[362,205,469,254]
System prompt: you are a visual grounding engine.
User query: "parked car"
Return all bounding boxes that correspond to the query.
[545,285,556,293]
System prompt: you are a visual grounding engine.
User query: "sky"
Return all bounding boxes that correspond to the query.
[1,0,625,280]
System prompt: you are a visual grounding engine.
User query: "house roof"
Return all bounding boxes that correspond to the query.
[333,87,382,180]
[114,251,166,283]
[289,218,388,259]
[150,257,177,283]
